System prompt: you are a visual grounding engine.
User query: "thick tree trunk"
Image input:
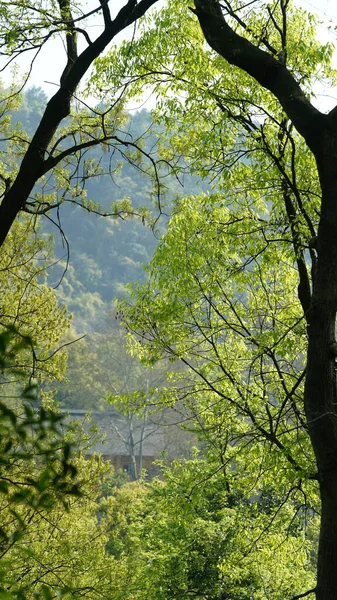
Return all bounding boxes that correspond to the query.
[306,311,337,599]
[304,135,337,599]
[317,485,337,599]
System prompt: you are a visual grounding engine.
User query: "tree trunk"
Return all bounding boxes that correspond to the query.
[304,134,337,599]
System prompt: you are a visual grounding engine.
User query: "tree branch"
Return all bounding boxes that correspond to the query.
[192,0,325,152]
[0,0,159,248]
[288,588,316,600]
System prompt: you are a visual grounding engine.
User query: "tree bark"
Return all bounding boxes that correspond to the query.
[193,1,337,597]
[305,134,337,599]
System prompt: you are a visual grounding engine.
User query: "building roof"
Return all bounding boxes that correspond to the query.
[61,408,176,458]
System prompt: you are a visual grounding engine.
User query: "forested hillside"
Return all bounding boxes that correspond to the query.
[14,89,206,414]
[16,91,192,323]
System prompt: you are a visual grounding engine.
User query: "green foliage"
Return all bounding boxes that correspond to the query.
[0,326,82,599]
[91,0,334,189]
[101,459,316,599]
[118,191,320,595]
[0,210,85,597]
[0,454,121,600]
[122,192,315,480]
[0,217,70,391]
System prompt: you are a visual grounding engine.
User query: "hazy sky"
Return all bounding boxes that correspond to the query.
[299,0,336,20]
[2,0,337,109]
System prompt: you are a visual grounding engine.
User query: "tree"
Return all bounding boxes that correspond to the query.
[56,312,195,479]
[0,216,71,395]
[121,193,318,597]
[0,326,82,599]
[92,1,337,596]
[0,216,86,596]
[0,449,120,600]
[182,18,337,598]
[0,0,161,248]
[101,458,316,600]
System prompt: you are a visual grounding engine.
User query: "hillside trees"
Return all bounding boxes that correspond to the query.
[91,1,337,597]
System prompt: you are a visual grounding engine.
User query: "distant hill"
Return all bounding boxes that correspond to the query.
[15,89,207,418]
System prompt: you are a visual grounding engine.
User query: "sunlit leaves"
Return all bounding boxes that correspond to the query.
[0,217,70,389]
[101,460,316,599]
[121,188,317,521]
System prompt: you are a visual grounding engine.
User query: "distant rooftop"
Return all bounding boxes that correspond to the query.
[61,408,170,458]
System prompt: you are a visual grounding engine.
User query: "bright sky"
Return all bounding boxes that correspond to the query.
[4,0,131,97]
[2,0,337,110]
[299,0,336,20]
[297,0,337,112]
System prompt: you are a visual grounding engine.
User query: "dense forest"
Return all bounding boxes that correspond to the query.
[2,0,337,598]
